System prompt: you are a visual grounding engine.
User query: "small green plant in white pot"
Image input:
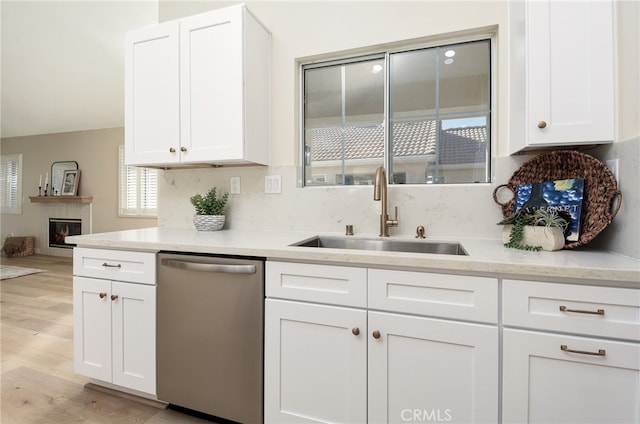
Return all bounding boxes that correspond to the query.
[498,208,569,251]
[190,187,229,231]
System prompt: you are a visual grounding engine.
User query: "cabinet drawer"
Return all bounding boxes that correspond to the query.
[266,261,367,307]
[368,269,498,324]
[73,248,156,285]
[503,280,640,341]
[503,328,640,424]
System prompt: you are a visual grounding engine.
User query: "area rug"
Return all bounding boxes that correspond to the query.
[0,265,46,280]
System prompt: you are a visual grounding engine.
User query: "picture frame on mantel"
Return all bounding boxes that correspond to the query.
[61,170,80,196]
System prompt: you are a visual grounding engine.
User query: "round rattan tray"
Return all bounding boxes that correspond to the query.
[493,150,622,249]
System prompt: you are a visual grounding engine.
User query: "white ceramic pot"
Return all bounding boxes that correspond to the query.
[501,225,565,251]
[193,215,225,231]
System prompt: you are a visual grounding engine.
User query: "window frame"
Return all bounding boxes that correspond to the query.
[118,146,158,217]
[299,32,495,187]
[0,153,23,214]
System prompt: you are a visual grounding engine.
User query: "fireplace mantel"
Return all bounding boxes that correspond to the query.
[30,196,93,204]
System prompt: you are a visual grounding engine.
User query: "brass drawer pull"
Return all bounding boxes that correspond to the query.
[352,327,360,336]
[559,305,604,315]
[537,120,547,129]
[99,292,107,299]
[372,330,381,339]
[111,294,119,301]
[102,262,122,269]
[561,344,606,356]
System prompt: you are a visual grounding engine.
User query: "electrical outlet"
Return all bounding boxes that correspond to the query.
[230,177,241,195]
[605,159,619,186]
[265,175,282,194]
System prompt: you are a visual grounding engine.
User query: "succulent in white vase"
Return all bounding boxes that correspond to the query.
[190,187,229,231]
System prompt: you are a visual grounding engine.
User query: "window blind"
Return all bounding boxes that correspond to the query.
[119,146,157,216]
[0,153,22,214]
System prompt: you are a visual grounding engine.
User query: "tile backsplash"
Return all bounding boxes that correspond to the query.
[158,138,639,259]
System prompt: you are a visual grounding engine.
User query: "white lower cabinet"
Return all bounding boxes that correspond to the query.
[502,279,640,424]
[73,248,156,395]
[264,299,367,424]
[503,329,640,424]
[368,312,498,424]
[265,262,499,424]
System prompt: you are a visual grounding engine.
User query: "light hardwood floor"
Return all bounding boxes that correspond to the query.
[1,254,215,424]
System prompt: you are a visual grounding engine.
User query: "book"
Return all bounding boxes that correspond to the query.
[514,178,585,242]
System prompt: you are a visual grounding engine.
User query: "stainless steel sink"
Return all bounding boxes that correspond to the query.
[291,236,468,256]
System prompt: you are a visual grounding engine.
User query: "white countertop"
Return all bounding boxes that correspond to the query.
[67,227,640,287]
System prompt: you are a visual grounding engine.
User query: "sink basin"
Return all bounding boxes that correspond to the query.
[291,236,468,256]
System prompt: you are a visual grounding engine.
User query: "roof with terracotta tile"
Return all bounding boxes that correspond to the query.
[308,121,487,164]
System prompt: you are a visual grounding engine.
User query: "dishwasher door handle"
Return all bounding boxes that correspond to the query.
[161,259,256,274]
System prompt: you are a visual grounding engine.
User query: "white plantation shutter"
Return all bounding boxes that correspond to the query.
[0,153,22,214]
[119,146,157,216]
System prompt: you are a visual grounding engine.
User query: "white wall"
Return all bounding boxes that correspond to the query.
[157,1,639,259]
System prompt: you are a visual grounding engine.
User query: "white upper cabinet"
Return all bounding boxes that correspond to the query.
[508,0,614,154]
[125,4,271,167]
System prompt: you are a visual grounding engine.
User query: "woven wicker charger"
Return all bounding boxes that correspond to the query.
[493,150,622,249]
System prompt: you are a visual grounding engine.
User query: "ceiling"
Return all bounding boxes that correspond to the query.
[1,1,159,138]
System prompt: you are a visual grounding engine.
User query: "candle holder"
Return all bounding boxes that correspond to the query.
[38,186,42,196]
[44,183,49,196]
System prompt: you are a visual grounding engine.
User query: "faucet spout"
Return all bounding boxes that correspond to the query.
[373,166,398,237]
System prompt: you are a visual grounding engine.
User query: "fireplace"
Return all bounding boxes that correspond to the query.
[49,218,81,248]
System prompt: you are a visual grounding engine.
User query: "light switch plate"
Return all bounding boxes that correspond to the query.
[230,177,241,195]
[265,175,282,194]
[605,159,619,187]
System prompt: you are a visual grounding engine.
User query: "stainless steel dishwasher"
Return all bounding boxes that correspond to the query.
[157,253,264,424]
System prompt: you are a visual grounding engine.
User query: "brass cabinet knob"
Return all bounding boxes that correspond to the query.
[99,292,107,299]
[169,147,176,153]
[352,327,360,336]
[180,146,187,152]
[537,121,547,129]
[372,330,381,339]
[111,294,118,301]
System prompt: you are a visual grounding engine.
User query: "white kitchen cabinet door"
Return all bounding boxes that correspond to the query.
[508,0,614,153]
[111,281,156,395]
[503,329,640,424]
[179,8,243,164]
[125,21,180,165]
[368,311,499,424]
[264,299,367,424]
[73,276,112,382]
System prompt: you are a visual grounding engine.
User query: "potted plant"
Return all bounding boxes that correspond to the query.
[498,209,569,251]
[190,187,229,231]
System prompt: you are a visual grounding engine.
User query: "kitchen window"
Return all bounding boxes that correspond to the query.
[119,146,157,217]
[0,153,23,214]
[302,38,491,186]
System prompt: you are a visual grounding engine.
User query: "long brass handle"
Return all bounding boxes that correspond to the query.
[111,294,118,301]
[99,292,107,299]
[537,121,547,129]
[352,327,360,336]
[102,262,121,269]
[561,345,605,356]
[559,305,604,315]
[372,330,381,339]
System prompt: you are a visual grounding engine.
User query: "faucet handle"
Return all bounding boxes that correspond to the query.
[387,206,399,227]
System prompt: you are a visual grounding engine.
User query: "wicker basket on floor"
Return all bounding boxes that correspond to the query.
[493,150,622,249]
[2,235,35,257]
